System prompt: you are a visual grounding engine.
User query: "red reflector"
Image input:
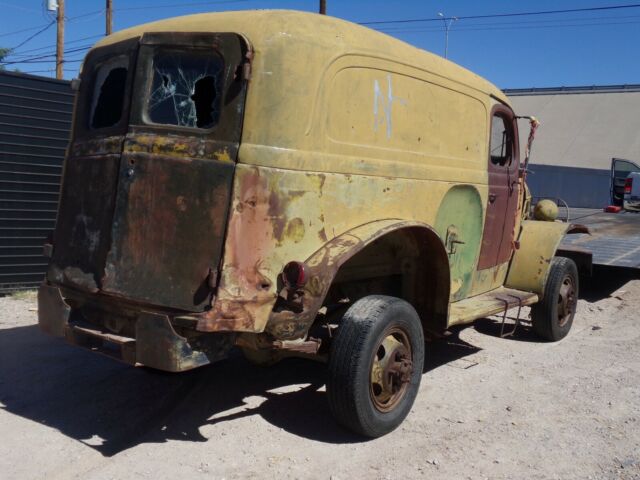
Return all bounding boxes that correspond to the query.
[282,261,307,288]
[604,205,622,213]
[624,177,633,194]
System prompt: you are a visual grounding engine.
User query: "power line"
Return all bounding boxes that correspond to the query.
[359,3,640,25]
[377,13,640,31]
[0,22,51,39]
[0,9,103,39]
[0,1,42,13]
[1,46,90,65]
[377,18,640,35]
[10,34,103,56]
[7,21,55,51]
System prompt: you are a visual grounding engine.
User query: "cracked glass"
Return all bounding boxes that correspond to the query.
[146,50,224,129]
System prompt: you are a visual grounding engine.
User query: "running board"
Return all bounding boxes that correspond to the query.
[449,287,539,327]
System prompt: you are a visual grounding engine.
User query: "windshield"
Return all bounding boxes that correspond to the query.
[145,50,225,129]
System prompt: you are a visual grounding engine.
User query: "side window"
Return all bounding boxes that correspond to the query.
[90,56,128,129]
[490,114,512,167]
[145,51,224,129]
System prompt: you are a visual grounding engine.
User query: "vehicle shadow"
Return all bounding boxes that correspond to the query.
[0,323,481,456]
[580,265,639,302]
[424,326,482,371]
[473,316,540,343]
[473,265,640,341]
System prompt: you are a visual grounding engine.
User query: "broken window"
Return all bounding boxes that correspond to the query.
[146,51,224,129]
[90,56,128,129]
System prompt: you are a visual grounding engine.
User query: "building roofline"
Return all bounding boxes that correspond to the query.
[504,84,640,96]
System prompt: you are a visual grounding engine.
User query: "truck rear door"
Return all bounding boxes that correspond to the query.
[611,158,640,206]
[50,33,251,312]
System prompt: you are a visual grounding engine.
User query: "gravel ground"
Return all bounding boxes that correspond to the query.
[1,270,639,480]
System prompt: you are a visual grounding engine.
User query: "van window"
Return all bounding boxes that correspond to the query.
[490,114,512,167]
[146,51,224,129]
[90,56,128,129]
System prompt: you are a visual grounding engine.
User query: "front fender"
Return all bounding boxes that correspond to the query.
[505,220,583,295]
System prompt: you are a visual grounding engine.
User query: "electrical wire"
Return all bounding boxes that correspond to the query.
[10,34,103,56]
[1,46,91,65]
[380,20,640,35]
[359,3,640,25]
[376,13,640,32]
[0,1,42,13]
[7,21,55,51]
[0,9,103,38]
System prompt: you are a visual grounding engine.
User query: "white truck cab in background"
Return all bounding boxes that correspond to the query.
[624,172,640,211]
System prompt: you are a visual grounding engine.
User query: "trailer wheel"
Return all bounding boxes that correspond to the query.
[326,295,424,437]
[531,257,579,341]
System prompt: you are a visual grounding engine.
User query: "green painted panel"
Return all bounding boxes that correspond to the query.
[435,185,483,301]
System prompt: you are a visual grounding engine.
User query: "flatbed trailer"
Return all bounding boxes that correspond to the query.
[561,208,640,270]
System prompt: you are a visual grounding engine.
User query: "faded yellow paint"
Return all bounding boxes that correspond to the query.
[87,11,544,336]
[214,149,232,163]
[505,220,574,295]
[449,286,538,326]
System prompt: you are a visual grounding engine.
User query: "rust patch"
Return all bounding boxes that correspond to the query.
[285,217,305,243]
[123,134,236,162]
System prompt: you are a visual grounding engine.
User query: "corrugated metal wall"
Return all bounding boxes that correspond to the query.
[0,71,73,292]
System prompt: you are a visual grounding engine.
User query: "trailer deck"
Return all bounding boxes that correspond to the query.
[561,208,640,270]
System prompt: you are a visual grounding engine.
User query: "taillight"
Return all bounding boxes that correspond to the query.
[624,177,633,194]
[281,261,307,288]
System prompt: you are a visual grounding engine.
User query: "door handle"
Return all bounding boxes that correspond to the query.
[489,193,497,203]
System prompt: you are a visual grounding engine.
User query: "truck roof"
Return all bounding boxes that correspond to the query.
[92,9,509,105]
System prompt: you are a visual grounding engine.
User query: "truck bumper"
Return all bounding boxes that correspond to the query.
[623,198,640,212]
[37,283,221,372]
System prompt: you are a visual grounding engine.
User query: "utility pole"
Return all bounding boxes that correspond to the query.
[56,0,64,79]
[319,0,326,15]
[106,0,113,35]
[437,12,458,59]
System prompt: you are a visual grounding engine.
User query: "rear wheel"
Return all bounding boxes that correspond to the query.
[531,257,579,341]
[326,295,424,437]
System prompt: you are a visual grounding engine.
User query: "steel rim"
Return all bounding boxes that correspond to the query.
[369,327,413,412]
[557,275,577,327]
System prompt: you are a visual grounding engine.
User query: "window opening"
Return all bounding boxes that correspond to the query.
[90,56,128,129]
[146,51,223,129]
[613,160,640,179]
[490,114,512,167]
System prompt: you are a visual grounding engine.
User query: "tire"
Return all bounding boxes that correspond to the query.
[326,295,424,437]
[531,256,579,341]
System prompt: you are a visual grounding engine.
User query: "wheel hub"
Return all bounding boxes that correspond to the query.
[370,329,413,412]
[557,275,577,327]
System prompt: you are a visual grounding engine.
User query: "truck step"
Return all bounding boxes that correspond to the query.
[449,287,538,327]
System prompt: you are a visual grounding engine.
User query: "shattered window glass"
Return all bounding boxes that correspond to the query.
[146,51,224,129]
[90,56,128,129]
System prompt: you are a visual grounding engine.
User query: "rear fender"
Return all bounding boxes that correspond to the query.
[265,219,451,339]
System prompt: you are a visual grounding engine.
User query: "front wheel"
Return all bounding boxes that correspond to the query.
[531,256,579,341]
[326,295,424,437]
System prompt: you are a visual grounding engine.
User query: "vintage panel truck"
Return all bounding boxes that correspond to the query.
[39,10,582,437]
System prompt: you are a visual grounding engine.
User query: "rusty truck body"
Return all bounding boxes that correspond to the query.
[38,10,582,437]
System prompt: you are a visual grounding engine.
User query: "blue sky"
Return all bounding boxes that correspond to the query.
[1,0,639,88]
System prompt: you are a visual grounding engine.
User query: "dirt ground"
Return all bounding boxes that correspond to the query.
[1,268,639,480]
